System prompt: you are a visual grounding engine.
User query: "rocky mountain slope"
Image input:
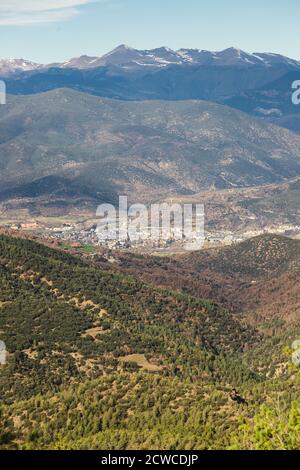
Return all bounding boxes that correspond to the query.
[0,58,41,78]
[1,89,300,207]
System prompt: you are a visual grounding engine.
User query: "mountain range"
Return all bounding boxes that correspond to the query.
[2,45,300,77]
[1,45,300,452]
[50,45,300,71]
[1,89,300,209]
[2,45,299,133]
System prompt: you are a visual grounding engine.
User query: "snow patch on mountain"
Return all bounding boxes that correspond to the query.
[1,46,300,77]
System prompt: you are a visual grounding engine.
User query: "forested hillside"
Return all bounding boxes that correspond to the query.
[0,235,299,450]
[110,235,300,324]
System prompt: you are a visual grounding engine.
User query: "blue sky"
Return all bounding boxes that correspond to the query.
[0,0,299,63]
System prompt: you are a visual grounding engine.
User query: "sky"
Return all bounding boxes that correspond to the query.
[0,0,299,63]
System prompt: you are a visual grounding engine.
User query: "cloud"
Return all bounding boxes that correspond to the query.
[0,0,99,26]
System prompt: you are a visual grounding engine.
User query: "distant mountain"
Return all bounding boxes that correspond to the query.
[2,45,299,79]
[0,58,41,77]
[3,46,299,133]
[53,54,100,70]
[2,45,300,78]
[1,89,300,208]
[178,47,300,69]
[7,62,284,101]
[84,45,186,70]
[6,45,298,74]
[220,71,300,132]
[59,45,300,71]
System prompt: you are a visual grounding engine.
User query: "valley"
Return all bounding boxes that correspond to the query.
[1,176,300,254]
[0,88,300,254]
[0,41,300,452]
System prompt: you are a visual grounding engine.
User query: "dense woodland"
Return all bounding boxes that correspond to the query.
[104,234,300,324]
[0,234,299,450]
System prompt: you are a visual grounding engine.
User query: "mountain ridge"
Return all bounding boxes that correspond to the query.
[1,89,300,207]
[1,45,300,77]
[3,48,299,134]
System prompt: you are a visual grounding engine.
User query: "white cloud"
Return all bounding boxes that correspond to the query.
[0,0,99,26]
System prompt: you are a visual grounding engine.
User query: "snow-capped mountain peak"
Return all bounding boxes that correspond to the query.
[0,58,41,77]
[253,52,300,68]
[92,45,185,69]
[1,46,300,78]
